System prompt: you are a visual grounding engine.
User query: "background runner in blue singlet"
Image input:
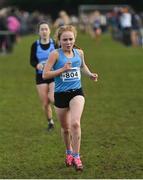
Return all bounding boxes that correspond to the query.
[30,21,56,131]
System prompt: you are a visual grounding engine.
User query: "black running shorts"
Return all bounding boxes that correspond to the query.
[36,73,54,85]
[54,88,84,108]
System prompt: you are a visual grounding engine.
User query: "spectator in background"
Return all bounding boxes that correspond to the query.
[79,13,89,34]
[7,15,20,41]
[119,7,132,46]
[18,10,30,35]
[0,8,8,54]
[30,21,56,131]
[100,13,107,33]
[6,7,21,52]
[139,12,143,47]
[107,8,122,42]
[91,11,102,41]
[28,11,42,33]
[53,10,71,28]
[131,10,142,47]
[70,15,79,27]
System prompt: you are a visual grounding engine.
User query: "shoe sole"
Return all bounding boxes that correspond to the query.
[73,163,83,171]
[66,163,73,167]
[75,167,83,171]
[47,125,54,131]
[65,161,73,167]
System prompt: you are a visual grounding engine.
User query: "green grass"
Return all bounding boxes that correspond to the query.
[0,32,143,179]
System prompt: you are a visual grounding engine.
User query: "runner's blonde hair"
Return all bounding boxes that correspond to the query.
[54,25,81,49]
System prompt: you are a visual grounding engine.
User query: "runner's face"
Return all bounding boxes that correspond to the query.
[60,31,75,51]
[39,24,50,40]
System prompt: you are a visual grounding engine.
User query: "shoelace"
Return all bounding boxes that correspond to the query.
[66,155,73,162]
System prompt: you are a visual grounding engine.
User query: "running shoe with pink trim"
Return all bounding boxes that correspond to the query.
[73,157,83,171]
[65,154,74,167]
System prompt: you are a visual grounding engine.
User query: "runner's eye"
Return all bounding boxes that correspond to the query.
[63,38,73,41]
[40,28,48,31]
[63,39,67,41]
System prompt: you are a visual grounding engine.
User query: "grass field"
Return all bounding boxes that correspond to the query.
[0,32,143,179]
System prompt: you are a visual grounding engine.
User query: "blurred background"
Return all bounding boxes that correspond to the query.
[0,0,143,179]
[1,0,143,54]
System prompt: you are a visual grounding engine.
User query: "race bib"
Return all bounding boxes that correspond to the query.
[61,67,81,82]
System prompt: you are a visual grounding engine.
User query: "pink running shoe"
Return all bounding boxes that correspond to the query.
[73,157,83,171]
[65,154,74,167]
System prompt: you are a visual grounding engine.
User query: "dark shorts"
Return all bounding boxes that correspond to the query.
[36,73,54,85]
[54,88,84,108]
